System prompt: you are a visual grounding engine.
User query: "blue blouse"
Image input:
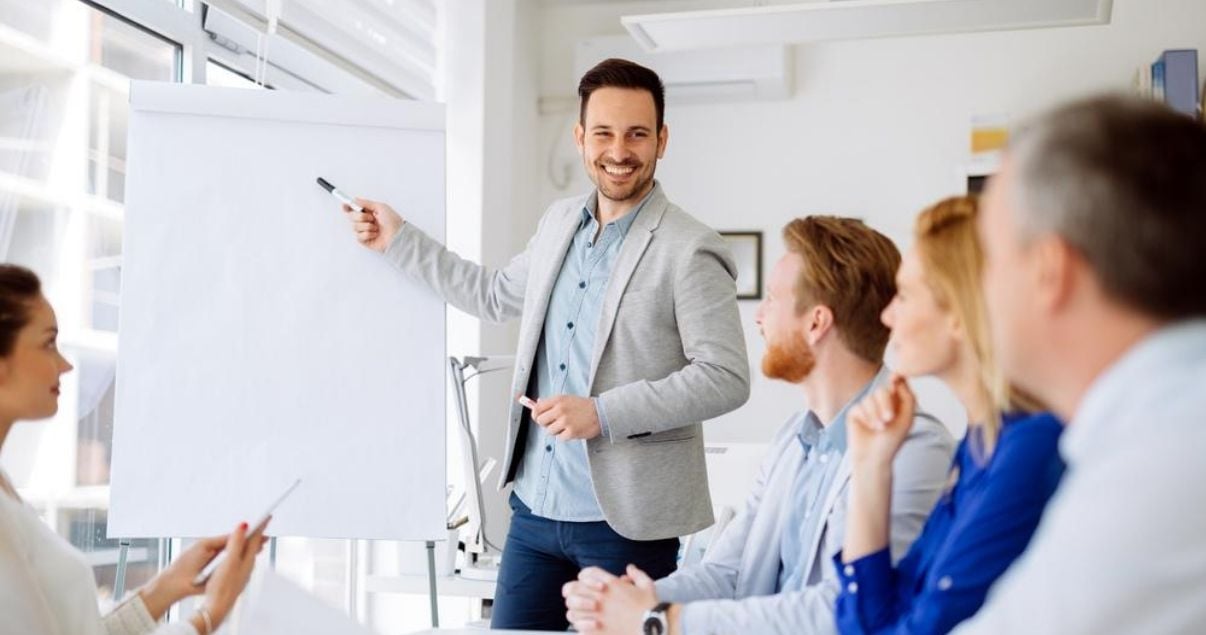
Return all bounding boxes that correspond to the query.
[834,412,1065,635]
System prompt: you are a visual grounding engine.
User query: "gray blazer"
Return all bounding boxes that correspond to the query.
[382,183,751,540]
[655,412,956,634]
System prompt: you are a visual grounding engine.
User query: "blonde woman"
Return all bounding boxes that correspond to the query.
[835,196,1065,634]
[0,264,262,635]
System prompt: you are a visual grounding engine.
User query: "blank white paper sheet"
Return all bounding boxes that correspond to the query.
[109,82,446,541]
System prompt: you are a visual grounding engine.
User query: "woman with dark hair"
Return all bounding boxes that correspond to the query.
[0,264,260,635]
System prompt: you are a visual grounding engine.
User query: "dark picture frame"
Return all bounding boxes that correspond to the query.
[719,231,763,301]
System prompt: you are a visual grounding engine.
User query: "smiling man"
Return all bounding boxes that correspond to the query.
[342,58,750,630]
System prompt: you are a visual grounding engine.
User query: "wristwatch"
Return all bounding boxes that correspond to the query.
[642,602,672,635]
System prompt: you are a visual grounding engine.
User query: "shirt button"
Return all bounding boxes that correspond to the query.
[937,576,953,591]
[844,565,855,577]
[559,363,566,371]
[545,445,552,452]
[820,454,830,464]
[579,281,586,289]
[587,241,593,248]
[567,322,574,329]
[847,582,858,593]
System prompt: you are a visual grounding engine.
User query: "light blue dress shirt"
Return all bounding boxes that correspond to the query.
[951,320,1206,634]
[776,370,878,591]
[513,188,653,522]
[652,366,959,635]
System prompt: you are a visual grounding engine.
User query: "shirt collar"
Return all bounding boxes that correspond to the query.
[1063,319,1206,464]
[581,181,659,238]
[798,366,889,453]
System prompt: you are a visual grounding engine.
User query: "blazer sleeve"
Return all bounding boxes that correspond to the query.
[381,209,549,324]
[675,577,842,635]
[673,478,844,635]
[884,416,958,563]
[671,416,954,635]
[655,425,791,603]
[595,230,750,438]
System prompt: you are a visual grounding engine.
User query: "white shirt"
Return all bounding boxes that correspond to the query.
[954,320,1206,634]
[0,471,197,635]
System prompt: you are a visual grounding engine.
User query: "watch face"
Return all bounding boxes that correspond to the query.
[643,614,666,635]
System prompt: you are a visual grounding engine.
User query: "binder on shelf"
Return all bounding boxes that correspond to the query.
[1155,49,1199,118]
[1151,59,1166,102]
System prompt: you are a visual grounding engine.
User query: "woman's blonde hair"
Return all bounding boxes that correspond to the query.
[914,196,1041,458]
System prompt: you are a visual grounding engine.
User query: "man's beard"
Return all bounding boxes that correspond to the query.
[762,331,816,383]
[595,160,655,203]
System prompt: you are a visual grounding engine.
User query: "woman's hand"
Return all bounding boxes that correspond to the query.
[843,374,917,561]
[138,534,228,620]
[138,522,266,632]
[198,521,268,628]
[847,373,917,468]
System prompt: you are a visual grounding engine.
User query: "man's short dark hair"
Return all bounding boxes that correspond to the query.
[578,58,666,131]
[1010,95,1206,320]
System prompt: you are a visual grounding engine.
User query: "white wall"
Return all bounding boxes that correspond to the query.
[367,2,543,630]
[439,0,544,551]
[529,0,1206,443]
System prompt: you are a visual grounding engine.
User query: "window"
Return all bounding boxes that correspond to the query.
[205,59,265,89]
[0,0,451,630]
[0,0,180,604]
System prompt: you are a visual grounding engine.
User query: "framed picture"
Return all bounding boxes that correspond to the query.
[720,231,763,300]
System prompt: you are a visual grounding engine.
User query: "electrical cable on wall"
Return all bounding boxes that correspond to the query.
[546,111,577,191]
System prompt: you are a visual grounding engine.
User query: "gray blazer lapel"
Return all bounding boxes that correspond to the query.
[586,189,668,385]
[518,207,583,360]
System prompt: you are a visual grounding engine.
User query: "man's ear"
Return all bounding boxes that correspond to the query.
[807,304,835,347]
[574,122,585,155]
[657,124,669,159]
[1034,236,1078,314]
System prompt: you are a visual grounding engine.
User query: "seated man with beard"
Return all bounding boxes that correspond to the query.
[563,216,957,635]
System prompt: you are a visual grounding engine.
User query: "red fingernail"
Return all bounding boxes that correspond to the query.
[240,522,248,531]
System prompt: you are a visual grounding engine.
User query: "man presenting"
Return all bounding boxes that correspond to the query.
[342,58,750,630]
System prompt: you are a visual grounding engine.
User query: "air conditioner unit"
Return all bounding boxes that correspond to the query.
[574,36,792,103]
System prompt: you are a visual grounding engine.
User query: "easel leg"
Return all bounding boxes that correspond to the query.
[114,539,131,599]
[426,540,439,627]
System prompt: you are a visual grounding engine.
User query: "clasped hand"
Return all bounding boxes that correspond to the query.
[563,565,660,634]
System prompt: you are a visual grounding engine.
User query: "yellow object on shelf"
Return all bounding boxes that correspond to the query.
[971,128,1008,154]
[971,115,1009,155]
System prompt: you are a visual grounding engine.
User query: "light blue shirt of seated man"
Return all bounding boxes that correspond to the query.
[776,382,862,592]
[654,367,955,635]
[513,188,653,521]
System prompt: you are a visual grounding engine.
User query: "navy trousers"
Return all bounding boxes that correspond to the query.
[490,492,680,630]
